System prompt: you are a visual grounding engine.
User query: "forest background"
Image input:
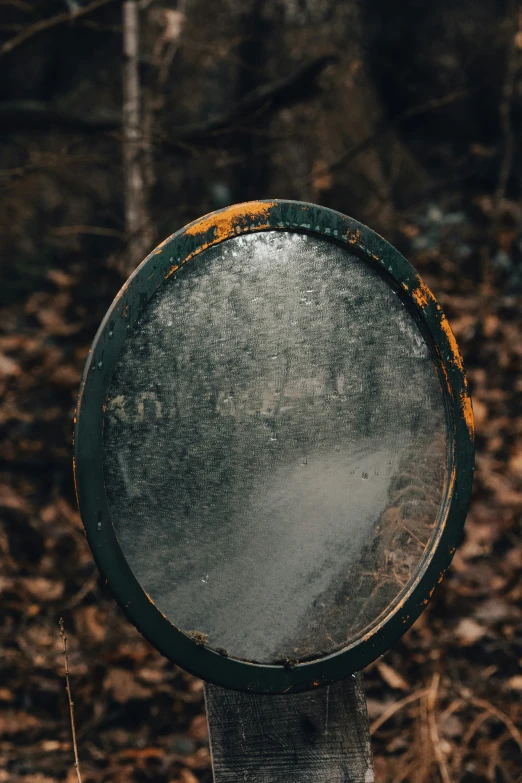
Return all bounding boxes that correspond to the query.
[1,1,522,781]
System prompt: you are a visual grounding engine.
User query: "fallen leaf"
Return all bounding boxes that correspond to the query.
[376,661,409,691]
[189,714,208,742]
[0,353,20,378]
[119,747,164,760]
[24,577,64,602]
[49,364,81,387]
[471,398,487,430]
[0,711,40,735]
[47,269,76,287]
[103,668,152,703]
[75,605,106,644]
[455,618,486,646]
[474,597,517,623]
[505,675,522,691]
[175,770,199,783]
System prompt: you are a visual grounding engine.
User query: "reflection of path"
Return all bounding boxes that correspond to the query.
[153,440,401,663]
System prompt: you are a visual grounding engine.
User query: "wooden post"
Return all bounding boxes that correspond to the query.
[205,673,374,783]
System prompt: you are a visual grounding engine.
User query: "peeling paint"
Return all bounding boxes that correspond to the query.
[439,359,452,396]
[185,201,276,242]
[460,390,474,438]
[164,202,277,278]
[153,235,170,254]
[440,314,464,372]
[346,228,361,245]
[411,279,436,309]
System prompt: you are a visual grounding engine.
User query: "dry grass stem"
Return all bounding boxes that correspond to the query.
[59,618,83,783]
[426,673,452,783]
[370,687,427,734]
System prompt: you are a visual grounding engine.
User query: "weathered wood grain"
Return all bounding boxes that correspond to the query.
[205,673,374,782]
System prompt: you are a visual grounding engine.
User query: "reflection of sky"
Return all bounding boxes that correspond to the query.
[104,231,448,663]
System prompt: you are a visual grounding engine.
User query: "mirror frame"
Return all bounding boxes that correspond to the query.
[74,200,474,693]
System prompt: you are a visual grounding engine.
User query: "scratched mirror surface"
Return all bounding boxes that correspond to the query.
[103,231,449,664]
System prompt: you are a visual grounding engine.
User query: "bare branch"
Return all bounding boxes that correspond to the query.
[0,0,117,58]
[493,0,520,215]
[162,54,337,144]
[51,225,126,239]
[0,100,120,132]
[298,86,475,187]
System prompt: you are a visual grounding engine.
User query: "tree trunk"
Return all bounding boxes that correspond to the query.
[122,0,153,276]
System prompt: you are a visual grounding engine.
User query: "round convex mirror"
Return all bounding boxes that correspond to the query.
[74,201,474,693]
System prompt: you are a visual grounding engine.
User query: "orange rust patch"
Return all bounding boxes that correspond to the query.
[144,591,155,605]
[411,278,436,309]
[439,359,452,394]
[184,201,276,242]
[164,202,276,278]
[153,235,170,255]
[460,390,474,438]
[423,586,436,606]
[346,228,361,245]
[440,314,464,372]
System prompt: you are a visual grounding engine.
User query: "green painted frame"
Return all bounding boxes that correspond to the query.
[74,200,474,694]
